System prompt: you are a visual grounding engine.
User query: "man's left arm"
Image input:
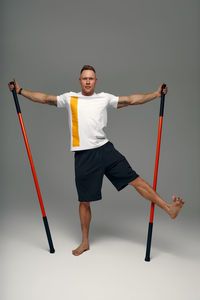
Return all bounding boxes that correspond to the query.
[117,83,168,109]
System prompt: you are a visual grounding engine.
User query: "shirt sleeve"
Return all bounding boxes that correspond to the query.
[57,92,70,108]
[104,93,119,109]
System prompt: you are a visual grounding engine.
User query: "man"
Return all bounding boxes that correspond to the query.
[8,65,184,256]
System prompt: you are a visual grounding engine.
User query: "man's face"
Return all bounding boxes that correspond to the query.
[79,70,98,96]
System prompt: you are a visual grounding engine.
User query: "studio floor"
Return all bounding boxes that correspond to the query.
[1,201,199,300]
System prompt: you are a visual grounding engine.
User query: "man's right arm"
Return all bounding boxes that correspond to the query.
[8,79,57,106]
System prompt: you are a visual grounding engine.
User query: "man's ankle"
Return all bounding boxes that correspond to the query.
[82,239,89,245]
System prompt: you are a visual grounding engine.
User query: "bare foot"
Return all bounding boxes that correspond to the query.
[72,242,90,256]
[168,196,184,219]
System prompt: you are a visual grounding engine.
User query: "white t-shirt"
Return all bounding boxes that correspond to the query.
[57,92,119,151]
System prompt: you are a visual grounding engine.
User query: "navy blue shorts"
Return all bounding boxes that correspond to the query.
[74,141,139,202]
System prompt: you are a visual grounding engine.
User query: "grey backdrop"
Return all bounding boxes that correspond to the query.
[1,1,200,299]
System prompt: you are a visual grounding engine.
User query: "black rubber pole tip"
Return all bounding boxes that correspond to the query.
[144,222,153,262]
[43,216,55,254]
[145,257,150,262]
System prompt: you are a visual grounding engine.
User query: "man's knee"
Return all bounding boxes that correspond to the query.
[80,201,90,208]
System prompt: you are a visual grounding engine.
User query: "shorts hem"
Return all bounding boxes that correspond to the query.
[78,197,102,202]
[116,174,139,191]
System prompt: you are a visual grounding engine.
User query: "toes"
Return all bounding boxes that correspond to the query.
[172,196,176,202]
[178,197,184,206]
[173,196,184,206]
[177,196,182,203]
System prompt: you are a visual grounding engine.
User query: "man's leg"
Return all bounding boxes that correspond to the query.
[72,202,91,256]
[129,177,184,219]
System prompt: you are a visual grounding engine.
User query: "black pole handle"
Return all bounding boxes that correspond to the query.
[159,83,166,117]
[10,81,21,114]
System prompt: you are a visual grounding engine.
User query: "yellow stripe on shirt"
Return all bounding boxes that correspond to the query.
[70,96,80,147]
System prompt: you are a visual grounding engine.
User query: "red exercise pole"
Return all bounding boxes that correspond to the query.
[10,81,55,253]
[145,83,166,262]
